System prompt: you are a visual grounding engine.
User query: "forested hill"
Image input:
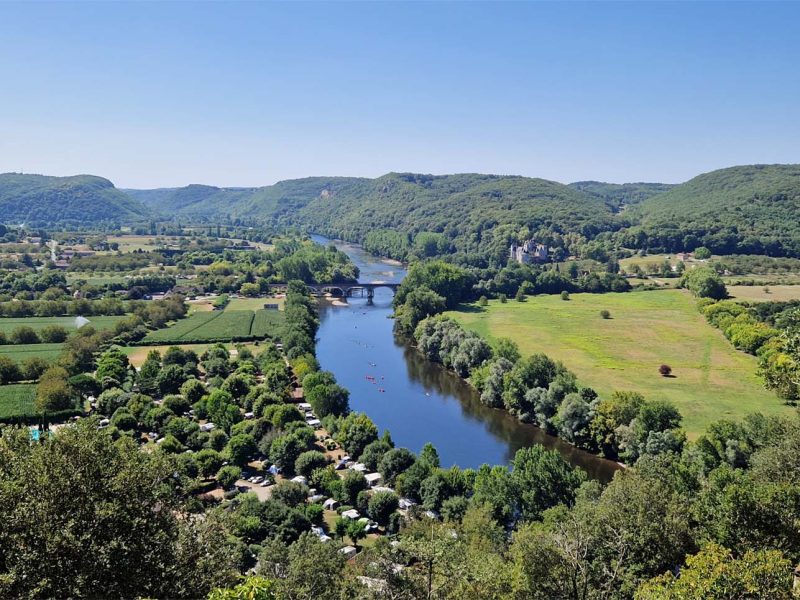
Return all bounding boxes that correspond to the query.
[622,164,800,256]
[129,173,620,266]
[568,181,676,211]
[0,173,149,227]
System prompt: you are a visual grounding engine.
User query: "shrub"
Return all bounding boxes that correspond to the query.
[659,364,672,377]
[478,296,488,307]
[600,310,611,319]
[560,291,570,301]
[498,293,507,304]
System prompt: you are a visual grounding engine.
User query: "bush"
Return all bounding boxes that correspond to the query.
[600,310,611,319]
[560,291,570,301]
[659,364,672,377]
[498,294,507,304]
[478,296,488,307]
[367,491,399,526]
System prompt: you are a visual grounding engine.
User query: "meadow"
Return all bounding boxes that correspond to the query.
[449,289,791,437]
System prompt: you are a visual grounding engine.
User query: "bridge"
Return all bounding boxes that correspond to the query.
[269,282,400,300]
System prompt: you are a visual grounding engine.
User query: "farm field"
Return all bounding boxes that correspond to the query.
[726,285,800,302]
[449,290,790,437]
[0,315,126,335]
[0,384,37,418]
[142,309,284,343]
[0,343,65,362]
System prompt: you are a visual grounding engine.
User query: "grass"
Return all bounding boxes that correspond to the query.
[726,285,800,302]
[0,315,126,335]
[225,296,284,311]
[448,289,792,438]
[142,310,284,343]
[0,343,65,362]
[0,384,37,418]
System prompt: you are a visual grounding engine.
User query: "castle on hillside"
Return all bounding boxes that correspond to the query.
[510,240,548,264]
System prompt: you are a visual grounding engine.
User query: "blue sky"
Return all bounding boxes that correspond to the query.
[0,1,798,188]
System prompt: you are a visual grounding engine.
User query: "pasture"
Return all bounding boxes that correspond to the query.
[449,289,790,437]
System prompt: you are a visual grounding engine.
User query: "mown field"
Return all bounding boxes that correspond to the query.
[0,343,64,362]
[0,315,126,335]
[726,285,800,303]
[0,384,37,418]
[142,309,284,343]
[449,290,791,437]
[225,296,284,311]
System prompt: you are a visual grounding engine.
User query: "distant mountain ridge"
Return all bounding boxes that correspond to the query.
[4,164,800,258]
[0,173,149,226]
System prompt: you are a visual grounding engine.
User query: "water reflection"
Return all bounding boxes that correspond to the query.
[312,235,621,482]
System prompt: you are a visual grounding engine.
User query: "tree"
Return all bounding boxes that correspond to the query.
[216,465,242,489]
[294,450,328,478]
[305,383,349,418]
[346,519,367,548]
[681,266,727,300]
[22,356,49,381]
[256,533,345,600]
[635,543,793,600]
[0,356,21,384]
[195,449,224,478]
[271,481,309,507]
[337,412,378,458]
[368,491,400,526]
[181,378,206,403]
[659,364,672,377]
[225,434,257,467]
[11,325,39,344]
[600,309,611,319]
[39,324,68,343]
[36,366,75,412]
[209,577,277,600]
[693,246,712,260]
[157,364,188,396]
[511,445,585,522]
[340,470,368,505]
[378,447,416,485]
[0,421,240,598]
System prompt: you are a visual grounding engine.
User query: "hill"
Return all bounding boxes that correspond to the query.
[0,173,149,226]
[568,181,675,211]
[129,173,620,265]
[626,164,800,256]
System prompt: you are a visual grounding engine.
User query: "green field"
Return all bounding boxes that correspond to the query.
[143,309,283,343]
[0,315,126,335]
[0,384,37,418]
[449,290,791,438]
[225,296,284,311]
[0,343,65,362]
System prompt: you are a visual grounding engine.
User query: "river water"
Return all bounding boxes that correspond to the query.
[311,235,621,482]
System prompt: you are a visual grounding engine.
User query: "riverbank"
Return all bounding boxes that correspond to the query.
[311,234,622,481]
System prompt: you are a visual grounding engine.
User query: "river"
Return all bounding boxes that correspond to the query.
[311,235,621,482]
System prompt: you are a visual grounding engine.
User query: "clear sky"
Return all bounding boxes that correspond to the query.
[0,1,798,188]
